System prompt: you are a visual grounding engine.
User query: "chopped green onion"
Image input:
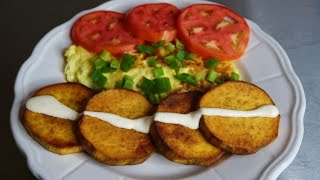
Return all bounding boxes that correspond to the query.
[140,77,172,104]
[196,71,206,82]
[110,60,120,69]
[91,69,101,81]
[139,77,156,95]
[175,39,184,50]
[120,54,135,72]
[165,43,175,52]
[101,65,117,73]
[165,55,182,73]
[205,58,220,69]
[175,73,197,86]
[99,51,110,61]
[148,94,160,104]
[122,75,134,89]
[230,72,240,80]
[91,69,107,87]
[164,54,177,61]
[206,70,218,83]
[176,50,187,59]
[115,79,123,88]
[153,67,164,77]
[137,44,155,55]
[93,58,107,69]
[123,81,133,89]
[151,41,165,48]
[115,75,134,89]
[215,76,225,84]
[124,75,133,81]
[96,75,107,86]
[154,77,172,93]
[187,53,196,60]
[147,56,157,67]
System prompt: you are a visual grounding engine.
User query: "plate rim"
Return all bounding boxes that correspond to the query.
[10,0,306,179]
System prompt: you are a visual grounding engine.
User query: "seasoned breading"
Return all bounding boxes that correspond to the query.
[23,82,95,155]
[78,89,155,165]
[151,92,224,165]
[199,81,280,154]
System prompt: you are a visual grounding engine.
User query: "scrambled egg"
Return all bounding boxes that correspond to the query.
[64,45,95,88]
[64,45,237,95]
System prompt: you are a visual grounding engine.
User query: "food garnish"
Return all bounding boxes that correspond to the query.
[177,4,250,61]
[206,70,218,83]
[126,3,180,42]
[71,11,143,54]
[175,73,197,86]
[120,54,135,72]
[153,67,164,77]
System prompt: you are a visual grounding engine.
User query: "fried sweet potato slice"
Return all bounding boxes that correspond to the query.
[23,83,95,155]
[78,89,155,165]
[151,92,224,165]
[199,81,280,155]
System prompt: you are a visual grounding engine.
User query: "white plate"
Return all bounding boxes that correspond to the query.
[10,0,306,179]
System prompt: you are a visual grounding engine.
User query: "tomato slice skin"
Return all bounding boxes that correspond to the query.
[71,11,143,54]
[126,3,180,42]
[177,4,250,61]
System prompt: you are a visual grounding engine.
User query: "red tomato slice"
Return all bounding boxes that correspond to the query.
[126,3,180,42]
[177,4,250,61]
[71,11,143,54]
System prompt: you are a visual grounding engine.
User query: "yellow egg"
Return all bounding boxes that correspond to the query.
[63,45,238,99]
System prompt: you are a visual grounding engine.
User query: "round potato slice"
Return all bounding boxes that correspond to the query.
[151,92,224,165]
[23,82,95,155]
[78,89,155,165]
[199,81,280,155]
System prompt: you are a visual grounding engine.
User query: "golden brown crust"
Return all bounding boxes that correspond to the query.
[199,81,280,155]
[23,82,95,155]
[33,82,95,113]
[78,89,155,165]
[151,92,224,165]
